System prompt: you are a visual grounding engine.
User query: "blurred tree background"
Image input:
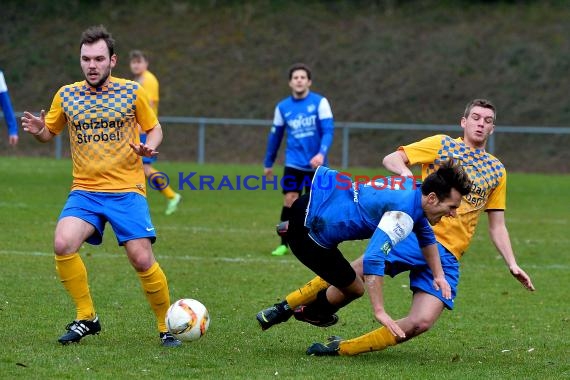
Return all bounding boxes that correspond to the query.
[1,0,569,171]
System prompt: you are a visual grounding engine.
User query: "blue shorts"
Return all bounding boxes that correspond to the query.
[386,233,459,310]
[59,190,156,246]
[140,134,157,164]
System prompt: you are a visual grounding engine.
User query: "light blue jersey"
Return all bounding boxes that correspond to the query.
[264,91,334,171]
[305,166,436,276]
[0,70,18,138]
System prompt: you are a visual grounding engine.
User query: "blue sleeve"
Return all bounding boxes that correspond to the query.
[413,217,436,247]
[362,227,393,276]
[318,117,334,155]
[0,92,18,136]
[263,124,285,168]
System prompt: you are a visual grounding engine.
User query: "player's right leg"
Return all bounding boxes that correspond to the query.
[54,192,105,344]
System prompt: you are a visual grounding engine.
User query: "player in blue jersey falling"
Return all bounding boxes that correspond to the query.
[257,161,472,339]
[263,63,335,256]
[0,70,19,146]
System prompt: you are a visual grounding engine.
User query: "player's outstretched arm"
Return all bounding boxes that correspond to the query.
[487,210,535,291]
[21,110,54,142]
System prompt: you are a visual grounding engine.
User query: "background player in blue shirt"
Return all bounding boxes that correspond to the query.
[263,63,335,256]
[0,70,19,146]
[257,161,472,342]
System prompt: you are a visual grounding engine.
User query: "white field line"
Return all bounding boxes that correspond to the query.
[0,249,295,264]
[0,249,568,270]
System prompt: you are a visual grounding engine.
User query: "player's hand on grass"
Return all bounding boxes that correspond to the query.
[509,265,535,291]
[375,310,406,339]
[21,110,46,135]
[129,142,159,157]
[432,276,452,299]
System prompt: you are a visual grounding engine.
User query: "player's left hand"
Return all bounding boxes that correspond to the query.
[432,276,452,299]
[375,310,406,339]
[509,265,535,291]
[8,135,18,146]
[310,153,324,169]
[129,142,159,157]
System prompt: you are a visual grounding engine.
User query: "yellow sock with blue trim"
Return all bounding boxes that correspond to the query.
[285,276,329,309]
[137,262,171,332]
[339,326,397,356]
[55,253,95,321]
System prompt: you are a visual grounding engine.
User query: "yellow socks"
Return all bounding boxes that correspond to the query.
[285,276,329,309]
[161,185,176,199]
[339,326,397,356]
[55,253,95,321]
[137,262,171,332]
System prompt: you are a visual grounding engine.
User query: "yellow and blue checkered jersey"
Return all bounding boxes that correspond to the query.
[137,70,159,116]
[44,77,159,196]
[400,134,507,260]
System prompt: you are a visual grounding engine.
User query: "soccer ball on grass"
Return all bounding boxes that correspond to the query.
[165,298,210,342]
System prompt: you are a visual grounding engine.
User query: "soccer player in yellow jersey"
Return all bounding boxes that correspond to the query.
[21,25,181,348]
[129,49,182,215]
[256,99,535,357]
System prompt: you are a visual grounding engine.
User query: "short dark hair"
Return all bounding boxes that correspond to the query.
[129,49,148,62]
[422,160,472,201]
[288,63,312,80]
[464,98,496,122]
[80,25,115,57]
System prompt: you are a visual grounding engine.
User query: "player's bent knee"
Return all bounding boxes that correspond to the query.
[409,316,437,335]
[53,235,80,255]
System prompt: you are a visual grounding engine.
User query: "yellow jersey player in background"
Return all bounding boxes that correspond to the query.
[21,25,181,347]
[129,49,181,215]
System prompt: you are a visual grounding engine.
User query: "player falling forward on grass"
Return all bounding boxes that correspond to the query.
[258,160,472,343]
[263,63,335,256]
[256,98,535,357]
[21,25,181,348]
[129,50,182,215]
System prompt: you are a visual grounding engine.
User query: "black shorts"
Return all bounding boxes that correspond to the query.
[287,194,357,289]
[281,167,315,195]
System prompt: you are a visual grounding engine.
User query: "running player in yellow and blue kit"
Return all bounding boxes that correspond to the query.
[21,25,181,347]
[129,50,181,215]
[257,161,472,340]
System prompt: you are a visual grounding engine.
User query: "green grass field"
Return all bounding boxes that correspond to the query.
[0,157,568,379]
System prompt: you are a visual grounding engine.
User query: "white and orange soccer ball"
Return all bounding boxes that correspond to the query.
[165,299,210,342]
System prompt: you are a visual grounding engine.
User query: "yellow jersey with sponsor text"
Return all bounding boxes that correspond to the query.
[400,134,507,259]
[44,77,158,195]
